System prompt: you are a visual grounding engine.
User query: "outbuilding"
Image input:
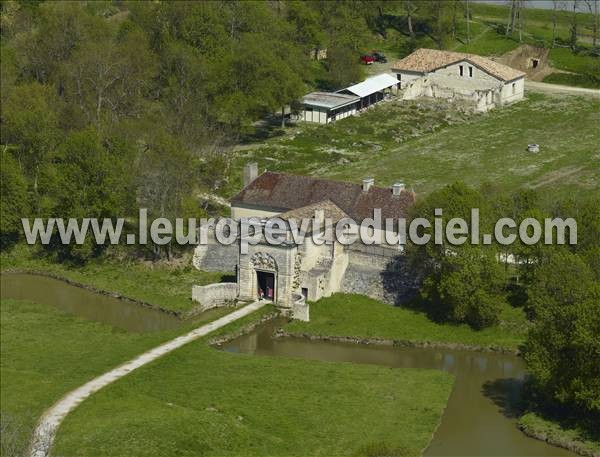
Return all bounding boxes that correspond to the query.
[300,92,360,124]
[338,73,399,110]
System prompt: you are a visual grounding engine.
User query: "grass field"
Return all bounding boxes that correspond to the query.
[0,298,238,456]
[52,319,452,457]
[518,412,600,457]
[1,295,453,457]
[232,92,600,203]
[1,246,231,314]
[285,294,528,350]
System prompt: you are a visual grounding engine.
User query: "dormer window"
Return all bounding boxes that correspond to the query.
[459,65,464,76]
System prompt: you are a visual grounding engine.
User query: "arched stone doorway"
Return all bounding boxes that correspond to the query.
[250,252,278,302]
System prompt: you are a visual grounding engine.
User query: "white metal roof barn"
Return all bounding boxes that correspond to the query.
[299,92,360,124]
[341,73,400,98]
[299,73,399,124]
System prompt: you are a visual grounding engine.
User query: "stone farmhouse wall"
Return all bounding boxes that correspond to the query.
[397,60,524,112]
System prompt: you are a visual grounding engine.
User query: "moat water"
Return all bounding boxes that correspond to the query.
[1,273,575,456]
[223,320,575,457]
[1,273,181,332]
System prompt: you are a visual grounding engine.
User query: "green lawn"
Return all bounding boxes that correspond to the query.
[285,294,528,351]
[0,295,454,457]
[0,298,238,456]
[52,325,453,457]
[232,92,600,203]
[1,246,230,314]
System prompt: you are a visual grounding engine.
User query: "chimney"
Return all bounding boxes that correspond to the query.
[243,162,258,187]
[392,182,405,196]
[362,177,374,193]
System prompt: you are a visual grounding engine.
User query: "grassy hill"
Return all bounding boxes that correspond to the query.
[231,91,599,203]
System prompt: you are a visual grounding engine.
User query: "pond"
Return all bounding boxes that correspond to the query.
[1,273,182,332]
[222,319,575,457]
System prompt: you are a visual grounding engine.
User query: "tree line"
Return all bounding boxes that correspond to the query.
[406,182,599,433]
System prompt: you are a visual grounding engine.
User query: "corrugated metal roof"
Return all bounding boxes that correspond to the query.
[302,92,360,110]
[341,73,399,98]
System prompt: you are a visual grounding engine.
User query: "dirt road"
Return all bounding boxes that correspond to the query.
[525,80,600,97]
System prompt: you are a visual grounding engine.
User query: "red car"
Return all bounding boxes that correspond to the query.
[360,54,375,65]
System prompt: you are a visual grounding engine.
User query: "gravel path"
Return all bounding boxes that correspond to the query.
[28,300,266,457]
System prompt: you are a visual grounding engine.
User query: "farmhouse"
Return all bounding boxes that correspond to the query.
[193,164,418,319]
[392,48,526,111]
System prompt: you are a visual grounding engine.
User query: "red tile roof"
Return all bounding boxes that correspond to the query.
[392,48,525,82]
[231,172,415,221]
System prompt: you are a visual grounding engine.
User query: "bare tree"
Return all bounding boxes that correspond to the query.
[570,0,579,51]
[552,1,560,47]
[518,0,525,42]
[466,0,471,44]
[451,0,458,39]
[583,0,599,47]
[403,0,417,37]
[506,0,516,35]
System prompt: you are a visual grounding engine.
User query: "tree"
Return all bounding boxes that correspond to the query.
[523,250,600,420]
[136,131,197,260]
[44,129,127,262]
[403,0,418,37]
[12,1,96,83]
[551,1,567,47]
[421,246,506,329]
[286,1,326,56]
[506,0,524,39]
[570,0,579,51]
[423,0,452,49]
[583,0,599,48]
[525,248,596,319]
[0,148,29,249]
[325,45,363,89]
[408,182,505,329]
[61,27,158,132]
[159,41,212,146]
[465,0,471,44]
[1,82,60,196]
[211,32,306,130]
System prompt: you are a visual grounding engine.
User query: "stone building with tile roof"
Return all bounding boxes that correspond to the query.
[391,48,526,112]
[202,164,419,318]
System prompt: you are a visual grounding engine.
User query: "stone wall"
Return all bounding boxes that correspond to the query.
[340,251,420,305]
[291,293,309,322]
[192,231,238,273]
[191,283,237,312]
